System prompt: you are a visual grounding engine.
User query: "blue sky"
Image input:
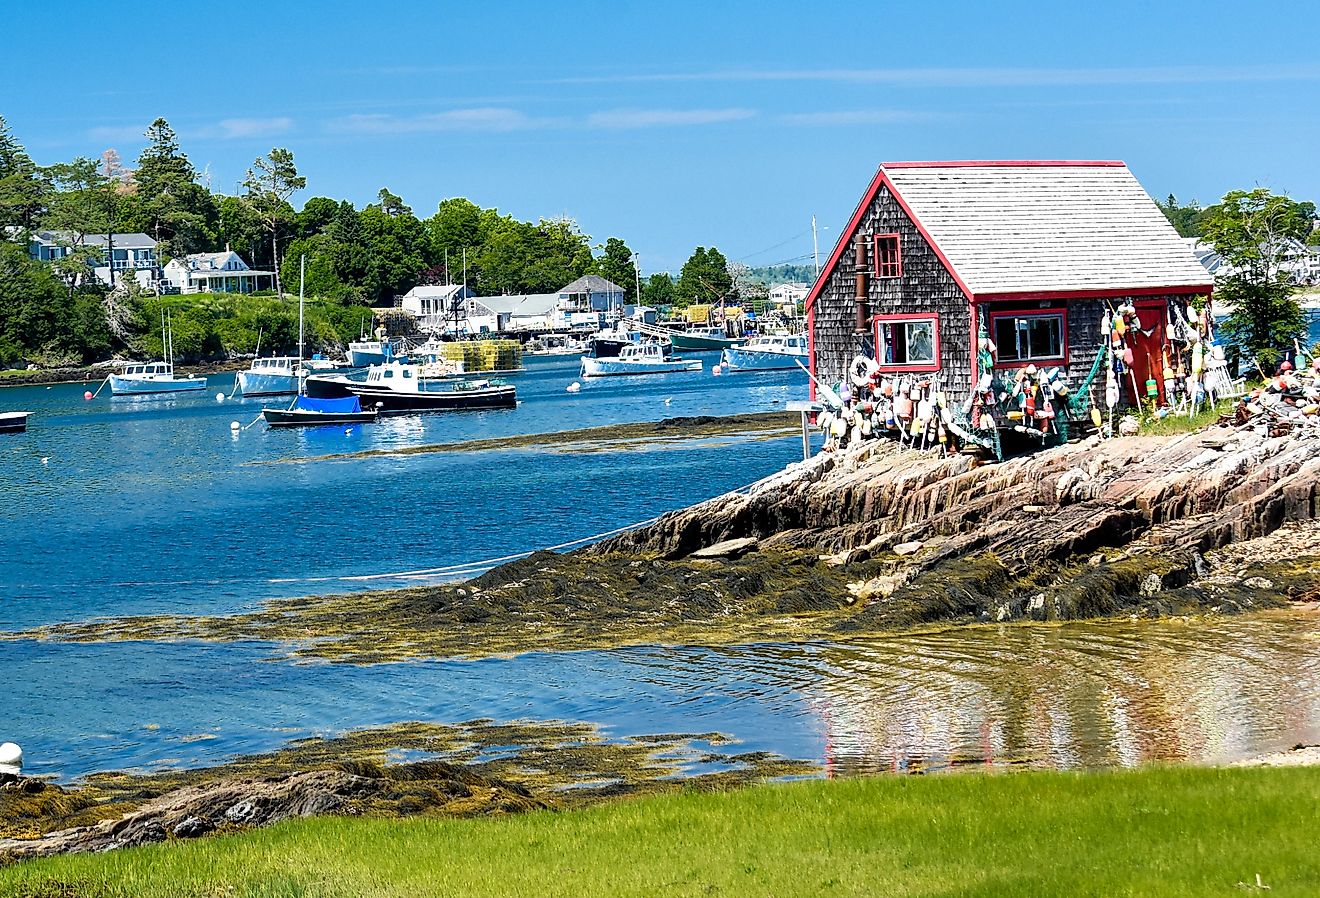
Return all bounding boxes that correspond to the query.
[4,0,1319,273]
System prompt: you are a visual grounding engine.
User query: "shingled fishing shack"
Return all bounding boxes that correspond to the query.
[806,160,1218,457]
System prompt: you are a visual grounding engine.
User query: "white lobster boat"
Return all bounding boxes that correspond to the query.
[580,342,702,377]
[719,334,809,372]
[236,356,302,397]
[108,362,208,396]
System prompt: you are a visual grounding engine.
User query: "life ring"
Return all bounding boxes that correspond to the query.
[849,355,880,388]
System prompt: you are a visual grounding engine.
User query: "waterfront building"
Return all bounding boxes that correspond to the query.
[23,230,160,289]
[163,250,274,294]
[806,160,1213,407]
[399,284,476,332]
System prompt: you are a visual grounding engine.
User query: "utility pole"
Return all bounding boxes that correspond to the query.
[812,215,820,280]
[633,253,642,305]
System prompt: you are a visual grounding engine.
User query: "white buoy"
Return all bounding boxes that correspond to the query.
[712,365,723,376]
[40,457,48,465]
[663,397,673,406]
[0,742,22,777]
[216,392,226,403]
[566,381,581,393]
[230,421,241,431]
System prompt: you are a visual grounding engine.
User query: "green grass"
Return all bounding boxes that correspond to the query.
[4,765,1318,897]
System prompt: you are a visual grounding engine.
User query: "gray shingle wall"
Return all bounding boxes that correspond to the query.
[812,183,971,397]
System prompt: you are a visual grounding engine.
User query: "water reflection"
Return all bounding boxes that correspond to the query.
[2,612,1316,781]
[803,615,1320,774]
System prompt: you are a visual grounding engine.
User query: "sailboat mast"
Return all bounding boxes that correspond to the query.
[298,254,305,365]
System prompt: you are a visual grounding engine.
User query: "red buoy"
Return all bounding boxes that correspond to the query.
[83,391,93,400]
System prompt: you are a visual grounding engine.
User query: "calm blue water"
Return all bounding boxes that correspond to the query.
[0,355,807,628]
[3,358,1318,784]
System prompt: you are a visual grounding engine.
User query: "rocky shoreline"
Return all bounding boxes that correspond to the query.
[14,419,1320,663]
[0,359,247,389]
[0,720,810,860]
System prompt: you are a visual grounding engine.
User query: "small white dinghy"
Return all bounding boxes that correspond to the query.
[580,342,702,377]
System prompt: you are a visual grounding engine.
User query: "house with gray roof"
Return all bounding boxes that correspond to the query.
[25,230,160,289]
[808,159,1213,409]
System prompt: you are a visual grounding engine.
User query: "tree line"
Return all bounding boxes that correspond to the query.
[0,115,740,367]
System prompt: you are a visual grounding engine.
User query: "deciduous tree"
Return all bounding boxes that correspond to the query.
[1203,188,1312,366]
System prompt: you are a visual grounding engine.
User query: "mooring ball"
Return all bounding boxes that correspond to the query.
[83,391,93,400]
[216,392,226,402]
[230,421,240,431]
[566,382,581,393]
[712,365,722,376]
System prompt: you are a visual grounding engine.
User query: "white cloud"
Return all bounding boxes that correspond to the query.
[778,109,941,127]
[86,117,293,145]
[585,108,756,129]
[206,117,293,139]
[553,64,1320,88]
[86,124,150,143]
[328,108,554,134]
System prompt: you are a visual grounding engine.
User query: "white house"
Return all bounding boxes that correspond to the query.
[163,250,274,294]
[400,284,476,333]
[768,282,809,306]
[466,293,561,333]
[24,230,159,289]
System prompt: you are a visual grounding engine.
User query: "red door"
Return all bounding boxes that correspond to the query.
[1126,300,1167,407]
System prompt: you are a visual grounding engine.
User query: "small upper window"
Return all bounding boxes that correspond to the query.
[874,234,902,279]
[994,313,1065,363]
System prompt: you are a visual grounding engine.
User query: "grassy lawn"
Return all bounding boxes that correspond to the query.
[3,765,1317,897]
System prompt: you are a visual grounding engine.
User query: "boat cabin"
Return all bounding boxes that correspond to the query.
[745,334,808,354]
[619,342,665,362]
[119,362,174,378]
[249,357,298,372]
[806,161,1215,452]
[365,362,420,385]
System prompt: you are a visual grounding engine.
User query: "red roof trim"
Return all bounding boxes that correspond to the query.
[881,160,1125,169]
[804,168,973,315]
[975,285,1214,302]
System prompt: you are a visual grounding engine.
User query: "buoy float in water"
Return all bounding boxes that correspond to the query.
[216,392,226,402]
[712,365,722,376]
[566,382,581,393]
[230,421,241,431]
[83,391,93,400]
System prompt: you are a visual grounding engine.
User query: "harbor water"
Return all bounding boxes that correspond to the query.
[2,356,1318,783]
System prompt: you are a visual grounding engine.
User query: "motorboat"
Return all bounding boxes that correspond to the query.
[668,325,744,352]
[0,411,30,433]
[337,361,516,413]
[262,394,377,427]
[524,335,586,356]
[108,311,207,396]
[720,334,809,372]
[580,342,702,377]
[347,338,408,368]
[108,361,208,396]
[585,325,671,359]
[236,356,301,397]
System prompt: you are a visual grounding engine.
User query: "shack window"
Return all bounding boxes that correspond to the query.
[874,315,939,370]
[874,234,902,278]
[993,312,1066,364]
